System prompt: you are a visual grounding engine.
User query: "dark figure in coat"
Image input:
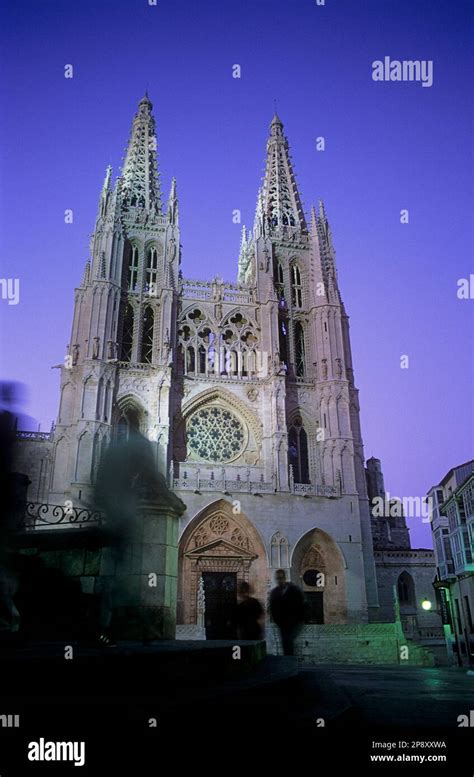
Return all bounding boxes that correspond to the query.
[269,569,305,656]
[235,581,264,640]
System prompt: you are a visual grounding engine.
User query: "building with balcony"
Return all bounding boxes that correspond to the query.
[428,461,474,666]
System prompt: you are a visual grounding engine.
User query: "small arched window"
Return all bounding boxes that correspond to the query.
[104,381,111,422]
[120,304,134,361]
[96,377,104,420]
[279,318,288,366]
[273,259,285,302]
[127,246,139,292]
[140,306,154,363]
[294,322,305,378]
[291,264,303,308]
[397,571,416,606]
[145,247,158,294]
[288,416,310,484]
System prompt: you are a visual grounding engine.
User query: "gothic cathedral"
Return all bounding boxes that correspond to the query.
[39,95,382,633]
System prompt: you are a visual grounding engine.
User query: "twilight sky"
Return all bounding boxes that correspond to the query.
[0,0,472,547]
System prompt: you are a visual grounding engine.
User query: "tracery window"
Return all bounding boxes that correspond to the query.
[294,321,305,378]
[177,308,259,378]
[120,304,134,361]
[288,416,309,484]
[140,306,154,363]
[187,406,245,463]
[127,245,139,292]
[273,259,285,302]
[145,246,158,294]
[291,264,303,308]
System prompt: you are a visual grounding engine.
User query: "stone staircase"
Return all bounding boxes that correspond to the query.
[267,623,435,666]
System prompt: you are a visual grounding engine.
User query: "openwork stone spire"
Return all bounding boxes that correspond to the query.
[260,113,307,234]
[121,94,162,212]
[310,201,341,304]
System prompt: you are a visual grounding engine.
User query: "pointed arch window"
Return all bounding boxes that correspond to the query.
[186,345,196,373]
[294,322,306,378]
[291,264,303,308]
[96,377,104,420]
[278,319,288,366]
[397,572,415,607]
[140,306,154,363]
[145,246,158,294]
[104,381,111,422]
[120,304,134,361]
[91,432,101,483]
[127,246,139,292]
[288,417,310,484]
[273,259,285,302]
[116,407,140,442]
[198,344,207,374]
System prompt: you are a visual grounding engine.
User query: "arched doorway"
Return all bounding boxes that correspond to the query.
[178,499,267,639]
[291,528,347,624]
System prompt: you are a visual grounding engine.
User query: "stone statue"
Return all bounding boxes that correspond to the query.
[168,238,177,262]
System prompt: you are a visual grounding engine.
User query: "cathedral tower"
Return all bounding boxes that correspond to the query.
[50,95,180,504]
[237,114,379,611]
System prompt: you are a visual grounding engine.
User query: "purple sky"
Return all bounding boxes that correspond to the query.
[1,0,472,547]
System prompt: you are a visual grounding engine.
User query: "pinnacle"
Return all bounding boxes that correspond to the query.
[270,112,283,128]
[139,93,152,108]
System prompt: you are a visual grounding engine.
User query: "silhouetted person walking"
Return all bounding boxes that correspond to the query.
[94,427,183,645]
[269,569,305,656]
[235,581,264,640]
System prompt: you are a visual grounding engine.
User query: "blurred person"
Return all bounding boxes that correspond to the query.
[93,427,183,645]
[269,569,305,656]
[235,581,264,640]
[0,382,23,635]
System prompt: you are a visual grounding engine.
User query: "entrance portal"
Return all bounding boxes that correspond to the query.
[177,499,268,634]
[202,572,237,639]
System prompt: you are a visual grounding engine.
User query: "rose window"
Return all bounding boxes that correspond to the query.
[187,406,245,463]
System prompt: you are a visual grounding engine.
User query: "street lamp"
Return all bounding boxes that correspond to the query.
[421,598,432,611]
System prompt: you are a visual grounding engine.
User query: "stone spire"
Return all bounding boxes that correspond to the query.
[98,165,112,217]
[310,200,341,305]
[259,113,307,234]
[80,259,91,288]
[120,94,162,212]
[238,225,254,284]
[316,199,337,278]
[253,187,266,238]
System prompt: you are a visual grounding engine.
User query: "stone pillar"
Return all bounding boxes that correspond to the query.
[107,492,186,640]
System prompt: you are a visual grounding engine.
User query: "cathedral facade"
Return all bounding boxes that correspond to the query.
[21,95,385,635]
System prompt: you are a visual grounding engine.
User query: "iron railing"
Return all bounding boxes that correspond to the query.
[18,502,104,531]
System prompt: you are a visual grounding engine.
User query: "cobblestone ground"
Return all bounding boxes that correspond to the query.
[2,646,473,774]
